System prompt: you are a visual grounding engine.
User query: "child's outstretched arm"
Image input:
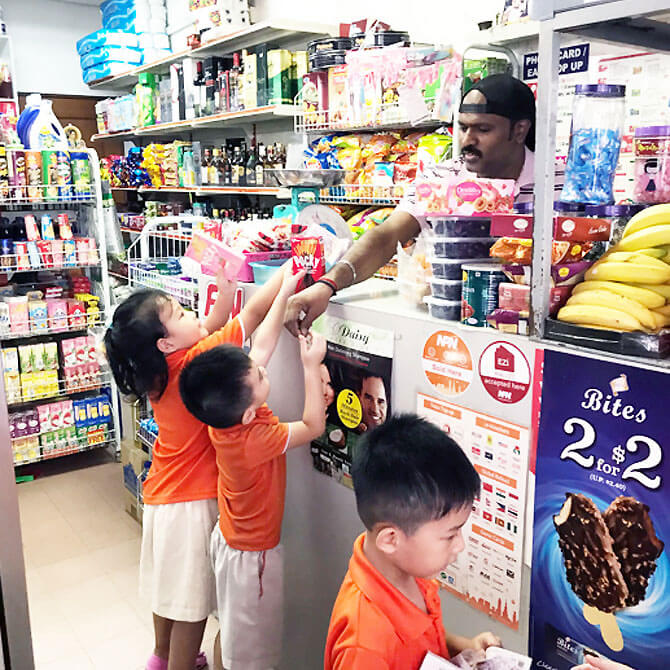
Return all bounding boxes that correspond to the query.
[203,264,237,334]
[445,630,501,657]
[239,260,292,336]
[249,269,304,368]
[286,332,327,448]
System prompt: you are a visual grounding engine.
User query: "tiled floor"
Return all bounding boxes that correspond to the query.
[16,451,219,669]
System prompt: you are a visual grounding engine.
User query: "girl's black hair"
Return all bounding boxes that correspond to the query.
[104,289,171,400]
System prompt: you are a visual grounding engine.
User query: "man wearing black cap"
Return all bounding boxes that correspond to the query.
[285,73,549,337]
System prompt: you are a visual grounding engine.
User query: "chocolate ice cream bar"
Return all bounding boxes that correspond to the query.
[554,493,628,613]
[604,496,664,607]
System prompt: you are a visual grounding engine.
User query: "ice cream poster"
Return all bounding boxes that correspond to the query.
[530,350,669,669]
[310,315,394,488]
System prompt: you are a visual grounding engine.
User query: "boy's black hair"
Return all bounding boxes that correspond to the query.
[179,344,254,428]
[104,289,170,399]
[352,414,480,535]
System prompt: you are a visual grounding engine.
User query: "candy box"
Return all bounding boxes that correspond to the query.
[47,299,68,331]
[73,399,88,427]
[98,396,112,424]
[4,372,21,403]
[20,372,34,400]
[553,215,612,242]
[486,308,529,335]
[2,347,19,373]
[62,400,74,427]
[74,336,88,365]
[6,296,29,334]
[43,342,58,370]
[31,343,45,371]
[184,230,245,279]
[415,177,515,217]
[50,402,63,430]
[291,236,325,291]
[490,213,533,238]
[66,425,78,446]
[29,301,48,333]
[68,300,86,327]
[499,283,530,312]
[86,397,100,424]
[63,239,77,267]
[87,335,98,363]
[0,302,10,335]
[51,240,64,268]
[61,338,77,368]
[38,404,51,432]
[18,345,34,373]
[45,370,59,396]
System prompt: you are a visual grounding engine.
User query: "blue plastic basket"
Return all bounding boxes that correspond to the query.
[249,259,285,284]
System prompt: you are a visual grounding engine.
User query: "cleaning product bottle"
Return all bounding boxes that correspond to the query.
[17,93,41,147]
[135,73,157,127]
[27,99,68,150]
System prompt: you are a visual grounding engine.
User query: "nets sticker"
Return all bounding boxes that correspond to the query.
[422,330,473,397]
[478,341,531,404]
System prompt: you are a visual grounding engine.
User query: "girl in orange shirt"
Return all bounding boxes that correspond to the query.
[105,267,294,670]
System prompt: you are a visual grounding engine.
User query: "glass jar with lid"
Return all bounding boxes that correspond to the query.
[560,84,626,205]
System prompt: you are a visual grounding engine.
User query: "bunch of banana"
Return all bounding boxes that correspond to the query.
[558,204,670,332]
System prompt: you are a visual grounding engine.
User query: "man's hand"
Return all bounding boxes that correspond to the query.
[470,632,502,651]
[299,331,327,367]
[285,282,333,337]
[572,656,634,670]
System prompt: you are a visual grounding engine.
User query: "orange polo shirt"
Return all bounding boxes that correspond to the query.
[142,317,245,505]
[325,533,449,670]
[210,405,290,551]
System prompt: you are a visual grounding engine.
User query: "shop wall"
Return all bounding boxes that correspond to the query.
[3,0,115,97]
[263,291,536,668]
[252,0,502,50]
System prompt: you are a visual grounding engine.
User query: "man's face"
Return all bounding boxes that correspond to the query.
[359,376,387,429]
[458,89,523,178]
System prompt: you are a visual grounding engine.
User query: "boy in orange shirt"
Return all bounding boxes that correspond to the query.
[179,278,326,670]
[325,414,502,670]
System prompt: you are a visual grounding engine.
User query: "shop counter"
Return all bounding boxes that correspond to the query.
[233,278,670,668]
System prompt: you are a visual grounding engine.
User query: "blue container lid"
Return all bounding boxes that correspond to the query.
[554,201,587,213]
[635,125,670,138]
[513,201,534,214]
[575,84,626,97]
[585,204,645,217]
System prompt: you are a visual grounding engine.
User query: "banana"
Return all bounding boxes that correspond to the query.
[649,312,670,330]
[654,304,670,316]
[627,253,670,271]
[566,289,657,329]
[636,248,668,259]
[617,225,670,252]
[571,280,665,308]
[602,251,636,263]
[557,304,642,331]
[622,204,670,238]
[585,262,670,284]
[630,283,670,299]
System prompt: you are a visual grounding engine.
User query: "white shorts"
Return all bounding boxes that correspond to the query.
[140,499,218,622]
[210,525,284,670]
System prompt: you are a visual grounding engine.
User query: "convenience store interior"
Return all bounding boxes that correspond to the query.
[2,0,670,669]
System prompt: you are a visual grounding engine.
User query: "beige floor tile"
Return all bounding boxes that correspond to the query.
[51,575,123,620]
[85,626,154,670]
[33,553,109,595]
[29,601,83,667]
[22,521,90,569]
[36,649,95,670]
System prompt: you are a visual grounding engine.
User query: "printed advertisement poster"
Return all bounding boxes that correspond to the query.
[311,316,394,488]
[417,392,529,630]
[530,351,669,669]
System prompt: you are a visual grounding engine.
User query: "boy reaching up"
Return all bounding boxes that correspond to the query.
[179,269,326,670]
[325,414,501,670]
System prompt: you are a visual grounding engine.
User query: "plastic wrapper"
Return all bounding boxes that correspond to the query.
[415,177,514,216]
[490,238,594,265]
[397,237,430,306]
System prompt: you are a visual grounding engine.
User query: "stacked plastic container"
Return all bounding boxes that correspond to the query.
[424,217,495,320]
[77,0,171,84]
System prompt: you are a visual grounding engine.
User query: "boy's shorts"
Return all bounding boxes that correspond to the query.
[210,524,284,670]
[140,499,218,622]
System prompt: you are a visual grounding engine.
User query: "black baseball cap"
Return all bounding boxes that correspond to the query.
[460,74,536,150]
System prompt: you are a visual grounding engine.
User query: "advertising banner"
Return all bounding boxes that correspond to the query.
[418,392,529,629]
[310,315,394,488]
[530,350,669,669]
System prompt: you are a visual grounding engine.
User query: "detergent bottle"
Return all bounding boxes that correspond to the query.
[19,95,68,150]
[17,93,41,147]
